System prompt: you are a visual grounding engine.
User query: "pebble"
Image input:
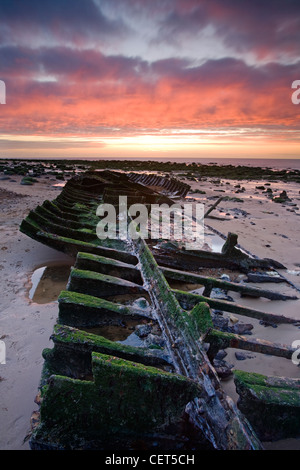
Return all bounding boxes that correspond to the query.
[259,320,278,328]
[213,359,234,379]
[135,324,152,338]
[231,323,254,335]
[235,352,256,361]
[229,315,239,324]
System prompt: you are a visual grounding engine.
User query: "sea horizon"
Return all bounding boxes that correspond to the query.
[1,156,299,171]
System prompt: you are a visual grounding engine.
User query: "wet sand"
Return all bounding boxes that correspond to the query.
[181,174,300,449]
[0,170,300,450]
[0,176,74,450]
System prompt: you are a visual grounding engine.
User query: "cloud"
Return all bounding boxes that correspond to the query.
[0,138,106,149]
[1,51,299,137]
[0,0,130,47]
[151,0,300,62]
[0,45,152,81]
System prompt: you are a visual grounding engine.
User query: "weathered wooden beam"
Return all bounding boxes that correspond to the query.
[234,370,300,441]
[74,252,143,285]
[67,268,146,299]
[58,290,153,327]
[43,324,172,381]
[205,329,295,361]
[20,218,138,264]
[132,231,263,450]
[152,232,286,272]
[34,352,200,448]
[172,288,299,324]
[160,266,298,301]
[203,197,224,219]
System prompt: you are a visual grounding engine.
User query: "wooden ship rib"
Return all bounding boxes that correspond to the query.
[20,170,300,450]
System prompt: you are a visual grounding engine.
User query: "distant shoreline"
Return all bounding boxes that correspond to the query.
[1,157,300,182]
[0,156,299,170]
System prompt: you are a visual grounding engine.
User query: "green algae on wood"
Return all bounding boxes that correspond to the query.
[75,252,143,285]
[58,290,153,327]
[31,352,200,449]
[41,323,172,385]
[205,329,295,361]
[161,267,297,301]
[172,289,298,324]
[234,370,300,441]
[68,268,146,298]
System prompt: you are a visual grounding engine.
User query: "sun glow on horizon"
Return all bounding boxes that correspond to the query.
[1,129,299,160]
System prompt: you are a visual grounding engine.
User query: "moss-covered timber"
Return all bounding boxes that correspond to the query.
[74,252,143,285]
[42,324,171,382]
[172,289,298,324]
[42,200,89,222]
[161,266,298,301]
[20,218,137,263]
[32,352,198,449]
[67,268,146,298]
[152,232,286,272]
[130,225,263,450]
[205,329,295,361]
[35,204,97,231]
[234,370,300,441]
[26,209,98,243]
[58,290,152,327]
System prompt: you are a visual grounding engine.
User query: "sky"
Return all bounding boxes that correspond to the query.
[0,0,300,160]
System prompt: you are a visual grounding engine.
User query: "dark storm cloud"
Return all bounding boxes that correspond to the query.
[1,41,298,97]
[0,0,129,45]
[0,45,150,82]
[151,0,300,60]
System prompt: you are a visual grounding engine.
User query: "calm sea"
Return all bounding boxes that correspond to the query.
[64,156,299,170]
[2,156,300,171]
[145,157,300,171]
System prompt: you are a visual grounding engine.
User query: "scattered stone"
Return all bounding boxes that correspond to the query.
[259,320,278,328]
[220,274,231,282]
[229,315,239,324]
[246,271,283,283]
[211,312,229,331]
[273,190,290,203]
[215,349,227,361]
[213,359,234,379]
[235,352,256,361]
[135,324,152,338]
[21,176,37,186]
[211,288,234,302]
[231,323,254,335]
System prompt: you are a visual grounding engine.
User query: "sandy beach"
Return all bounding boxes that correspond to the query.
[0,168,300,450]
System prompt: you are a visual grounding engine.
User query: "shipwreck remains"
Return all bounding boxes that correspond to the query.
[20,170,300,450]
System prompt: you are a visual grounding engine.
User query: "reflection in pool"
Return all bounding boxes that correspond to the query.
[29,263,72,304]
